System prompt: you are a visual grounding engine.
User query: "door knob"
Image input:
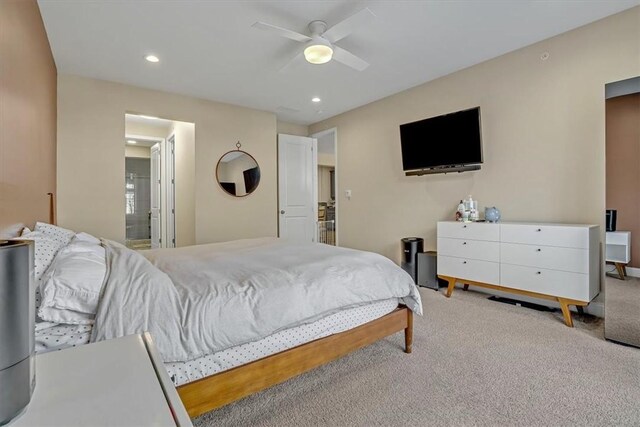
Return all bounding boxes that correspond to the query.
[280,210,285,214]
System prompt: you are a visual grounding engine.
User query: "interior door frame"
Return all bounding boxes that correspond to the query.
[125,133,165,247]
[149,142,162,249]
[309,127,338,246]
[166,134,177,248]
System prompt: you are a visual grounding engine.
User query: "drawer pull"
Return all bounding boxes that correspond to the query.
[536,248,542,252]
[463,261,467,264]
[536,228,542,232]
[463,242,467,245]
[536,271,541,275]
[463,225,467,228]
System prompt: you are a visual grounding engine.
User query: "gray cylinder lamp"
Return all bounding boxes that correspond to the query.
[0,240,36,425]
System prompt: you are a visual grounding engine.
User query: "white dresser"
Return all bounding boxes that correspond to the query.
[437,221,600,327]
[605,231,631,279]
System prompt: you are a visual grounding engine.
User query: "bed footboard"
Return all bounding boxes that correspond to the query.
[177,305,413,417]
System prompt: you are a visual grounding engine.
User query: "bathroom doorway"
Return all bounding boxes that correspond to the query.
[124,113,195,249]
[125,135,162,250]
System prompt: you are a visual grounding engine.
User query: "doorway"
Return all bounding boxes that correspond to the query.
[124,113,195,249]
[311,128,338,246]
[125,134,163,250]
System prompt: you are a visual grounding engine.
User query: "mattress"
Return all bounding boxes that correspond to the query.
[36,298,399,386]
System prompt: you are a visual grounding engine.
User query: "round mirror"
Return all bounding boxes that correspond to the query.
[216,150,261,197]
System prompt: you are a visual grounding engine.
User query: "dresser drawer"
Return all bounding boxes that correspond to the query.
[437,222,500,241]
[500,264,590,301]
[500,224,589,249]
[438,255,500,285]
[438,238,500,263]
[500,243,589,274]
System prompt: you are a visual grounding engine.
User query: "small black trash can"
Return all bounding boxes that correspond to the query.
[401,237,423,283]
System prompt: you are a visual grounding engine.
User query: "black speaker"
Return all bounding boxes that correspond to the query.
[401,237,423,283]
[606,210,617,232]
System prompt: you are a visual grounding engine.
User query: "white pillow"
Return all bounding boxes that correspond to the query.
[14,230,65,282]
[74,232,101,245]
[35,222,75,247]
[38,241,107,325]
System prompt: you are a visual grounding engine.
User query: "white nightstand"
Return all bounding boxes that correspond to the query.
[606,231,631,280]
[11,333,192,427]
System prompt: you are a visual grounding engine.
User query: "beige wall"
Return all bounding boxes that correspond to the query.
[0,0,57,237]
[606,93,640,267]
[277,121,308,137]
[57,74,277,243]
[124,145,151,158]
[126,121,170,139]
[318,153,336,167]
[168,121,196,246]
[309,7,640,263]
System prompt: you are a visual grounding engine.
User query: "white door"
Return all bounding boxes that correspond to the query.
[166,135,176,248]
[278,134,317,242]
[150,143,162,249]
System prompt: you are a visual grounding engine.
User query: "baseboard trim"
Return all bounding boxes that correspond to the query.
[624,266,640,278]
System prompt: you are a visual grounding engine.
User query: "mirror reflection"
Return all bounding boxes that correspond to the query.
[216,150,261,197]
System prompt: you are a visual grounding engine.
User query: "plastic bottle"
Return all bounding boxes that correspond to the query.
[456,200,465,221]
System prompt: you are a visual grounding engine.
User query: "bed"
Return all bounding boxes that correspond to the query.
[21,221,422,418]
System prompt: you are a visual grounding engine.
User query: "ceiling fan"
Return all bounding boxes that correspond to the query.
[252,8,376,71]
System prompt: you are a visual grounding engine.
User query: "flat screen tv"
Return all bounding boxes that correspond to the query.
[400,107,483,175]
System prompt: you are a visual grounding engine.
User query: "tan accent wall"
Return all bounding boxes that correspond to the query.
[0,0,57,237]
[276,121,309,137]
[606,93,640,267]
[57,75,277,244]
[309,7,640,264]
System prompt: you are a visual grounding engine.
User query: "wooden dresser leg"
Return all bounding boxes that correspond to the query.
[615,263,626,280]
[442,276,456,298]
[404,309,413,354]
[558,299,574,327]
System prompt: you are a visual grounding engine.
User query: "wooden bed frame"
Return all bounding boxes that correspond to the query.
[39,197,414,418]
[177,306,413,417]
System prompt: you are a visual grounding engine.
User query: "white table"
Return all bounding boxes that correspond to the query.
[606,231,631,279]
[11,333,192,427]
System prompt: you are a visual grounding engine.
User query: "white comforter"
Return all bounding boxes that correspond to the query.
[91,238,422,362]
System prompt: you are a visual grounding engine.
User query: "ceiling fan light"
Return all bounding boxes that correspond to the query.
[304,44,333,65]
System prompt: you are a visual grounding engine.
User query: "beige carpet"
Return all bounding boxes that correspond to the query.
[194,288,640,426]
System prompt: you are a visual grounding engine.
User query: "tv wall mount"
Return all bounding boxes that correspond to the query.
[405,164,481,176]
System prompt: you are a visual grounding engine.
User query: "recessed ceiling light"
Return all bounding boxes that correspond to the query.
[311,97,321,103]
[145,55,159,63]
[127,140,137,144]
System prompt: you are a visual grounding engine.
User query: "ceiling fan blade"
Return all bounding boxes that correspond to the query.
[278,52,305,73]
[323,8,376,43]
[332,46,369,71]
[252,21,311,43]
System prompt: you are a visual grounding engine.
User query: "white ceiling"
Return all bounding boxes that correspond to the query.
[39,1,639,125]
